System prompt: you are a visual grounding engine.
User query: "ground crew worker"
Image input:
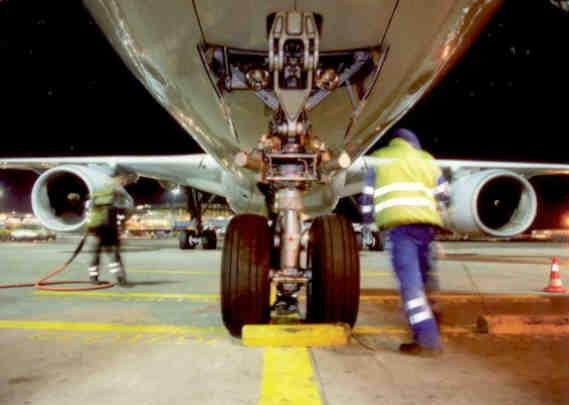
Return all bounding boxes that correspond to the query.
[362,128,449,356]
[86,184,127,285]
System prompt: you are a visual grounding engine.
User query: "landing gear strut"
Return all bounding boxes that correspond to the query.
[220,11,360,337]
[178,187,217,250]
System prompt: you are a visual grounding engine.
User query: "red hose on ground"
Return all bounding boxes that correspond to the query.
[0,235,114,291]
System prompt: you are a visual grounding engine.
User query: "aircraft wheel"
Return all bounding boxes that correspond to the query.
[202,229,217,250]
[221,214,271,337]
[307,215,360,327]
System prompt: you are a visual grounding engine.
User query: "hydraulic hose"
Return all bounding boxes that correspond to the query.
[0,235,114,291]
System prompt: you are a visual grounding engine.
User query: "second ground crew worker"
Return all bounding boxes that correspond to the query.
[86,184,127,286]
[362,128,449,356]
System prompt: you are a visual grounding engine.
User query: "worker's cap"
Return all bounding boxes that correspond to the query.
[392,128,422,149]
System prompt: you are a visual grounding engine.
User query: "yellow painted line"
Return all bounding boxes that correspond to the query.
[243,324,350,347]
[33,291,219,302]
[26,332,219,346]
[129,269,216,276]
[0,320,223,335]
[259,347,322,405]
[353,326,409,335]
[0,320,472,341]
[354,325,471,335]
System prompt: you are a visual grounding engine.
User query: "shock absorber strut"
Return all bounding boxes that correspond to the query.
[266,12,322,314]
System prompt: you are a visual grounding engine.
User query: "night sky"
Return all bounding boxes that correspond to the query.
[1,0,569,222]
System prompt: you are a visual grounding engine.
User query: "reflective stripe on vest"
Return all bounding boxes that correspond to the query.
[373,182,434,198]
[374,197,437,215]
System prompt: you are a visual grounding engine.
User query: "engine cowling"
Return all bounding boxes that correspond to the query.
[447,170,537,237]
[31,165,134,232]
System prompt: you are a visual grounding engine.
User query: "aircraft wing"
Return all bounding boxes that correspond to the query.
[0,154,225,197]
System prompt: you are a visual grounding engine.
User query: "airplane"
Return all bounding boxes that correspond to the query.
[2,0,569,337]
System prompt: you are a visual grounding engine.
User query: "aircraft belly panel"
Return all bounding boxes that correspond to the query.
[339,0,503,158]
[308,89,354,151]
[194,0,296,50]
[196,0,397,51]
[83,0,502,178]
[299,0,398,50]
[83,0,242,172]
[223,92,271,151]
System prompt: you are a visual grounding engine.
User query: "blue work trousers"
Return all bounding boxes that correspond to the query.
[388,225,441,349]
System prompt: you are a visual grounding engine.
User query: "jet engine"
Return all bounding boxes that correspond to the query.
[31,165,134,232]
[448,170,537,237]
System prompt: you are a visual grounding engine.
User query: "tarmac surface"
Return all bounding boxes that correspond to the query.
[1,237,568,404]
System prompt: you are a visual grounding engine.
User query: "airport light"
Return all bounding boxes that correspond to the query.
[171,187,181,196]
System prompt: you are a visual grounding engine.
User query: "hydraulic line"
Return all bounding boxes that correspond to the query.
[0,235,114,291]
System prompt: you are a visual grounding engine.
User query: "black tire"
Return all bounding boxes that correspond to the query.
[178,230,190,250]
[202,229,217,250]
[307,215,360,327]
[221,214,271,337]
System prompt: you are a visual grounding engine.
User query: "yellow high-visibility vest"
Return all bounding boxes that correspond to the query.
[86,186,115,229]
[372,138,443,230]
[86,205,110,230]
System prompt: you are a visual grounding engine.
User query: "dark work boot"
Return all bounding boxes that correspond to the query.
[116,274,127,286]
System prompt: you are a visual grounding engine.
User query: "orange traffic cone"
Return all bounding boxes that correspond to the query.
[543,257,567,293]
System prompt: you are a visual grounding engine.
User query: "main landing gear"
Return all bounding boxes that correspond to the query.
[216,11,367,336]
[178,228,217,250]
[221,212,360,337]
[178,187,217,250]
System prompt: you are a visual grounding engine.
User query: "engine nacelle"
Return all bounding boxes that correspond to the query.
[31,165,134,232]
[448,170,537,237]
